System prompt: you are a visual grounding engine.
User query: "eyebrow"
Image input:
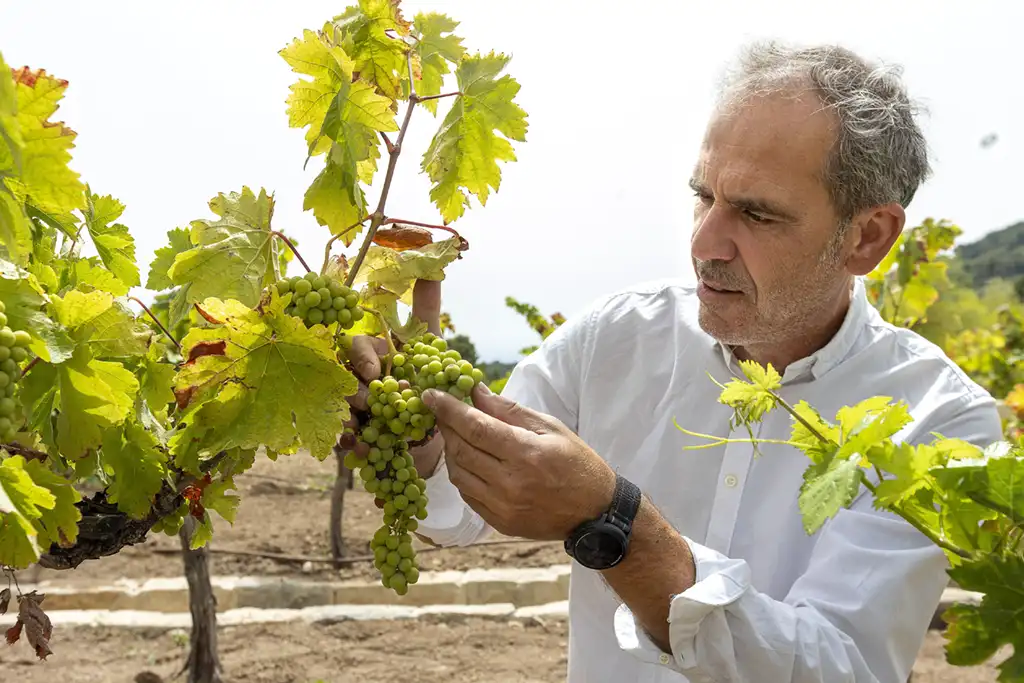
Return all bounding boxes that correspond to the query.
[688,177,800,223]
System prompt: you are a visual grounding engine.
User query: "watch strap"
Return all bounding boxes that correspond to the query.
[608,474,641,534]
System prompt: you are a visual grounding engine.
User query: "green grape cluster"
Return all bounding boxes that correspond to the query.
[0,300,32,442]
[391,332,485,401]
[364,376,435,443]
[150,503,187,537]
[275,272,364,329]
[343,332,488,595]
[344,436,428,595]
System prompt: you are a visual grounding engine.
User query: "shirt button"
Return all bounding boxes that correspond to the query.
[724,474,738,487]
[659,653,671,665]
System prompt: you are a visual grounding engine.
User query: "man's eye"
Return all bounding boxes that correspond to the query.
[744,209,771,224]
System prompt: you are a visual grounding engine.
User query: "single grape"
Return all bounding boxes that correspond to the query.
[294,279,312,296]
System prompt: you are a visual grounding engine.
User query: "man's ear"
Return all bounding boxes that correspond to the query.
[844,202,906,276]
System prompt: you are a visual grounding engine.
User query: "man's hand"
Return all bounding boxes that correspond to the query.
[422,383,616,541]
[342,279,446,478]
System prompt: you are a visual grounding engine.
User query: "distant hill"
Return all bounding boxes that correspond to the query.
[956,221,1024,287]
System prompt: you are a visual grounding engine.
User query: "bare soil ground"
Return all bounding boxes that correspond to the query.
[28,451,566,586]
[0,620,1004,683]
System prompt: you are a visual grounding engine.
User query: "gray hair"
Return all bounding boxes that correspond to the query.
[716,41,931,223]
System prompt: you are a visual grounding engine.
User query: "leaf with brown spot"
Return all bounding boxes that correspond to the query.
[192,303,223,325]
[174,385,197,410]
[186,340,226,365]
[373,225,433,251]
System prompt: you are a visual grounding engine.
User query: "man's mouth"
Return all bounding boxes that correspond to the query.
[698,279,742,294]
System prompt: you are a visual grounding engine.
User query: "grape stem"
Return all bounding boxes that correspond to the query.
[321,216,370,274]
[360,306,398,374]
[128,296,181,351]
[19,356,39,379]
[343,52,419,290]
[269,231,311,273]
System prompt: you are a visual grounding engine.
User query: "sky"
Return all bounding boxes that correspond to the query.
[1,1,1021,362]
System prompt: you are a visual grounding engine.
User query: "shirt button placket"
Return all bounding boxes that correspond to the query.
[703,439,753,554]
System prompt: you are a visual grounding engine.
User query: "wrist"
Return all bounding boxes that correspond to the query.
[564,472,641,570]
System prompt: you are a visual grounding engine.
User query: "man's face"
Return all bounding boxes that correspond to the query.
[689,91,852,351]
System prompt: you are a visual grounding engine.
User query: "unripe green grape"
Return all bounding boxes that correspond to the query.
[338,308,352,324]
[328,280,345,297]
[456,374,476,392]
[385,536,399,550]
[312,276,327,290]
[0,313,7,328]
[0,300,6,313]
[445,365,461,382]
[382,378,399,394]
[2,359,17,375]
[307,308,324,324]
[352,307,364,321]
[304,291,322,308]
[345,293,359,308]
[323,308,338,324]
[0,398,14,416]
[10,347,27,363]
[294,279,312,296]
[472,368,485,383]
[277,280,291,294]
[0,347,9,362]
[0,329,15,347]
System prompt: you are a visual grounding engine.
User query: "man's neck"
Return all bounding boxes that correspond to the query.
[733,283,854,375]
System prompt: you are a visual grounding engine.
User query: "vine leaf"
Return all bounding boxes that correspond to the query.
[70,258,130,297]
[281,29,398,245]
[170,292,359,464]
[372,225,432,251]
[100,421,168,519]
[82,190,140,288]
[944,554,1024,681]
[146,226,190,291]
[0,257,73,363]
[20,348,139,460]
[717,360,781,423]
[7,591,52,660]
[0,455,81,569]
[51,289,151,358]
[4,67,86,221]
[798,454,864,534]
[331,0,412,100]
[411,13,466,114]
[354,236,463,305]
[166,187,278,324]
[421,52,528,223]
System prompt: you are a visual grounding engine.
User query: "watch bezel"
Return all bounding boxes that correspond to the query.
[566,519,629,570]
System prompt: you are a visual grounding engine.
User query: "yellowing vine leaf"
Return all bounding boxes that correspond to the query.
[5,67,86,217]
[0,454,54,567]
[83,190,140,288]
[331,0,412,100]
[170,293,359,465]
[0,52,23,175]
[166,187,278,324]
[422,52,528,223]
[412,13,465,114]
[281,28,398,245]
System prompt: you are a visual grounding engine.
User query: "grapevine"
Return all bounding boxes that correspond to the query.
[0,0,528,660]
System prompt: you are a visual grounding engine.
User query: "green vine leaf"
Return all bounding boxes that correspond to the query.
[166,187,278,324]
[82,190,140,289]
[0,257,72,363]
[170,292,359,464]
[100,421,168,519]
[411,13,466,115]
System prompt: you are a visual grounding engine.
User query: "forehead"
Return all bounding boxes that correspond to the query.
[695,91,836,203]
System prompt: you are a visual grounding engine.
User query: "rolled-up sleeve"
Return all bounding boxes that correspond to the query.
[614,500,949,682]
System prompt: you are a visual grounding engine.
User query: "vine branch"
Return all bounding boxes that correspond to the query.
[322,216,370,274]
[270,231,311,273]
[129,296,181,351]
[0,442,49,462]
[344,53,419,289]
[413,91,461,103]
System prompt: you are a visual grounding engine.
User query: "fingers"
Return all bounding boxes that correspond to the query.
[422,389,525,459]
[349,335,389,383]
[348,380,371,412]
[469,383,564,435]
[440,422,503,487]
[412,279,442,336]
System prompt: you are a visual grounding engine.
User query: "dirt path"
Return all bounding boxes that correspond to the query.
[28,452,566,586]
[0,619,1003,683]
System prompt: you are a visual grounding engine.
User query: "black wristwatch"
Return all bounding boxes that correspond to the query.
[564,474,641,570]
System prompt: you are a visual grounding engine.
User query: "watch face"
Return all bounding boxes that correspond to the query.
[573,528,625,568]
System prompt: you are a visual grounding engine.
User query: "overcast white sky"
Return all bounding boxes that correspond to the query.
[1,1,1020,361]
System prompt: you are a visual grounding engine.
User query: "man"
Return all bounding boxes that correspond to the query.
[346,41,1003,682]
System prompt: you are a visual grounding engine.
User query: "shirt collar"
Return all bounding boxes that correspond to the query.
[716,276,871,384]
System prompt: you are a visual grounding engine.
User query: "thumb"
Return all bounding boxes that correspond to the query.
[412,279,442,336]
[469,382,564,435]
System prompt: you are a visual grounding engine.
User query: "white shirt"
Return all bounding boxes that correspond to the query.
[418,277,1003,683]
